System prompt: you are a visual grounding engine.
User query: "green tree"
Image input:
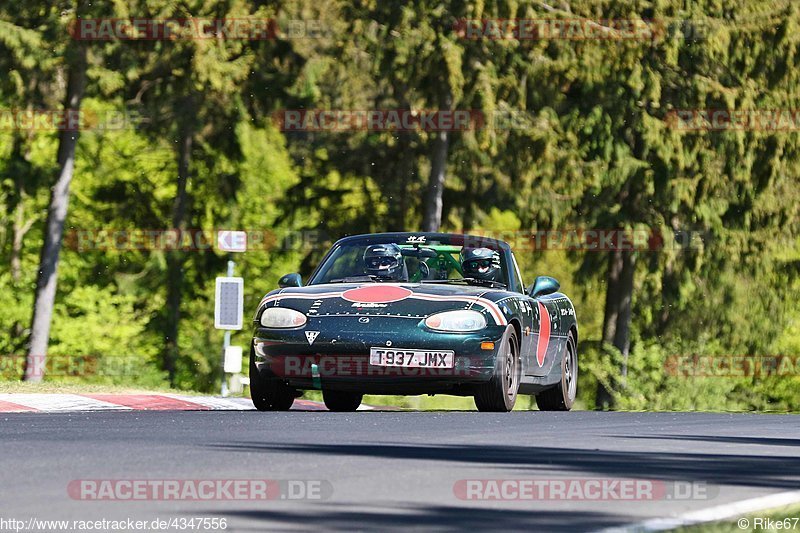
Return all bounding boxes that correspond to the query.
[24,0,89,382]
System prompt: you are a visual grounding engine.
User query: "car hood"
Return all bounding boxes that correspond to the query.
[256,283,508,326]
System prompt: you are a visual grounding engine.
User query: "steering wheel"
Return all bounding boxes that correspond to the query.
[418,262,430,278]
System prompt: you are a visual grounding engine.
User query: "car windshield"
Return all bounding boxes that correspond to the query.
[309,235,508,287]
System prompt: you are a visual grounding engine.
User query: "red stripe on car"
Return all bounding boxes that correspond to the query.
[342,285,412,303]
[536,302,551,366]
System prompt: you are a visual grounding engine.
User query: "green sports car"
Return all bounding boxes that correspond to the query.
[250,232,578,412]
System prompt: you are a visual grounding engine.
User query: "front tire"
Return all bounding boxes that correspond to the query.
[322,390,363,412]
[535,329,577,411]
[249,352,296,411]
[474,325,520,412]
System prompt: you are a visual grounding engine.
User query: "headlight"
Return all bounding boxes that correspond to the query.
[260,307,307,328]
[424,310,487,332]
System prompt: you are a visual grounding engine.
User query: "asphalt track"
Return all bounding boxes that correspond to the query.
[2,410,800,532]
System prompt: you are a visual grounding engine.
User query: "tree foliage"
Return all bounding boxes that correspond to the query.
[1,0,798,408]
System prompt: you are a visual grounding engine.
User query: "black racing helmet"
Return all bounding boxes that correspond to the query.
[460,247,501,282]
[364,243,408,281]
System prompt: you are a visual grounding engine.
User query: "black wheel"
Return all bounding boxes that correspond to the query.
[249,351,296,411]
[322,390,363,412]
[474,325,520,412]
[535,329,577,411]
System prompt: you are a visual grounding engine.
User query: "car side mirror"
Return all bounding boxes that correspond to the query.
[278,273,302,288]
[528,275,560,298]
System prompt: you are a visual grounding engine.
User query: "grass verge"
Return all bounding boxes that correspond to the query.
[0,380,202,395]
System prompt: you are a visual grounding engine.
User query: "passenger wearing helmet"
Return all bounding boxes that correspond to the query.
[363,243,409,282]
[460,247,502,282]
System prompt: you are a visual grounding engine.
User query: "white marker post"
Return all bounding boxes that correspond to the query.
[215,231,248,396]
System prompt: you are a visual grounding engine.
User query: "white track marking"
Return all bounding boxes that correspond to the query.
[166,395,254,410]
[0,393,130,411]
[597,489,800,532]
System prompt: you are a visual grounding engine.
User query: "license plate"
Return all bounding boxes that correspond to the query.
[369,348,455,368]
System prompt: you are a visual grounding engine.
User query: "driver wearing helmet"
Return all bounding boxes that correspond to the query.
[363,243,409,282]
[460,247,502,282]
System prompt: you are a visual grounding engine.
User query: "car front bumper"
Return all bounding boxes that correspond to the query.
[252,322,506,395]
